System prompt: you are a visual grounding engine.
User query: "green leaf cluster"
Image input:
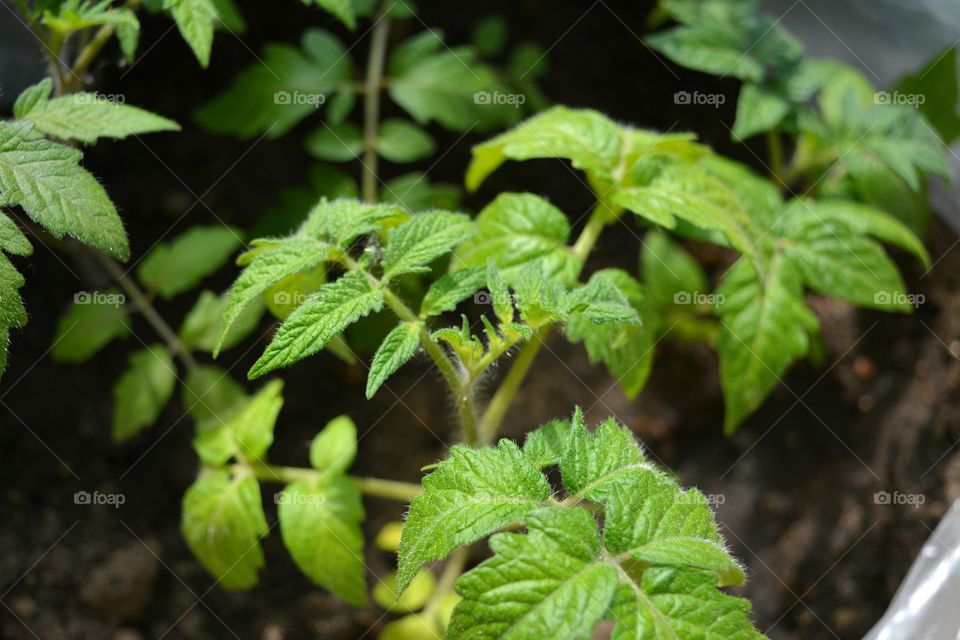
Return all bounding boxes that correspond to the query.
[398,410,764,639]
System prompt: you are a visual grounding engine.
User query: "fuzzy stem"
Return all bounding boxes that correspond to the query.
[361,12,391,202]
[240,462,424,501]
[96,254,199,371]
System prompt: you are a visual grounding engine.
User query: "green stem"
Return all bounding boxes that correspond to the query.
[361,11,391,202]
[477,203,613,442]
[241,461,424,501]
[96,253,199,371]
[765,130,784,183]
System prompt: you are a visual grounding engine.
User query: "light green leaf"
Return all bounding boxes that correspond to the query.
[419,267,485,317]
[716,256,816,432]
[180,290,264,353]
[138,225,242,299]
[298,198,401,247]
[732,82,791,140]
[279,476,366,605]
[0,121,129,260]
[182,365,247,425]
[217,237,333,355]
[193,379,284,465]
[112,344,176,442]
[451,192,578,285]
[51,290,128,362]
[381,172,461,212]
[567,270,656,399]
[373,570,436,613]
[466,106,621,190]
[164,0,219,67]
[376,119,436,163]
[382,210,474,280]
[448,507,619,640]
[0,212,31,256]
[181,471,268,590]
[397,439,551,590]
[309,414,358,473]
[305,123,363,161]
[14,79,180,144]
[560,409,646,501]
[522,418,572,468]
[641,230,708,308]
[366,322,421,398]
[249,270,384,378]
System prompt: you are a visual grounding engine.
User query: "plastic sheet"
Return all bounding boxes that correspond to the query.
[865,499,960,640]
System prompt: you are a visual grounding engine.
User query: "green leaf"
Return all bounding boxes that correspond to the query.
[522,418,572,468]
[567,270,657,400]
[0,212,31,256]
[382,210,474,280]
[211,0,245,31]
[397,439,551,590]
[164,0,219,67]
[112,344,177,442]
[305,123,363,161]
[298,198,401,247]
[471,16,508,57]
[181,471,268,590]
[732,82,791,140]
[381,172,461,212]
[466,106,621,191]
[278,476,366,605]
[608,567,763,640]
[217,237,333,355]
[305,0,356,29]
[448,507,619,640]
[366,321,421,398]
[43,0,140,60]
[182,365,247,425]
[376,119,436,163]
[0,121,129,260]
[716,256,816,432]
[193,379,284,465]
[776,202,909,311]
[388,46,519,132]
[13,79,180,144]
[612,165,755,254]
[897,46,960,144]
[641,230,708,308]
[249,270,384,378]
[195,29,351,139]
[138,225,242,299]
[309,415,357,473]
[560,409,646,501]
[180,290,264,353]
[451,192,578,285]
[51,290,128,362]
[419,267,485,317]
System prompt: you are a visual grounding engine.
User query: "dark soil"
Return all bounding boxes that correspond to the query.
[2,1,959,639]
